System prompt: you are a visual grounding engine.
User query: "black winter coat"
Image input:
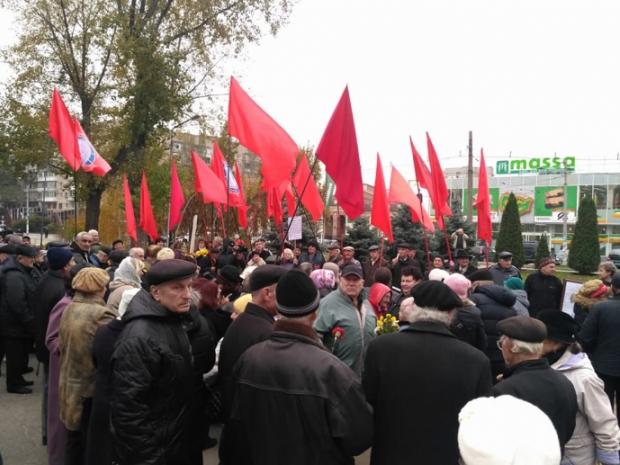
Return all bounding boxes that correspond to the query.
[470,284,517,366]
[524,271,563,316]
[450,303,488,351]
[0,262,38,338]
[223,319,373,465]
[34,269,67,363]
[389,256,424,286]
[110,289,193,465]
[492,358,577,451]
[579,294,620,377]
[363,320,492,465]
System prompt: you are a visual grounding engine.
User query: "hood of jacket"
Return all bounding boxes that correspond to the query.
[368,282,391,313]
[122,288,178,323]
[551,349,592,373]
[474,284,517,307]
[510,288,529,305]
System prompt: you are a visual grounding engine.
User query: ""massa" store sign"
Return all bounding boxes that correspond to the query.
[496,156,576,175]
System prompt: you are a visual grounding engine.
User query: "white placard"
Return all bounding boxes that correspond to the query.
[287,216,303,241]
[561,280,582,317]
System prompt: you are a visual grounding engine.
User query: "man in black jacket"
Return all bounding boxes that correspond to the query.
[524,257,563,316]
[580,272,620,423]
[110,259,197,465]
[0,245,40,394]
[364,281,492,465]
[493,316,577,452]
[225,270,373,465]
[70,231,93,265]
[389,242,425,285]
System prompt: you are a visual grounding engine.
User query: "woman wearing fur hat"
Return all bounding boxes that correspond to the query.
[538,310,620,465]
[572,279,610,326]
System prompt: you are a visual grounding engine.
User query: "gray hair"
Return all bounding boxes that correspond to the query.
[599,261,617,275]
[75,231,89,241]
[405,302,454,325]
[129,247,145,258]
[509,338,543,355]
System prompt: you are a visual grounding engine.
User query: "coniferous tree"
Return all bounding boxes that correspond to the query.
[495,193,525,267]
[534,234,550,267]
[345,217,380,260]
[568,197,600,273]
[391,204,425,258]
[431,198,474,255]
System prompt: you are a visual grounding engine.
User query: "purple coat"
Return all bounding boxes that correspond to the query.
[45,294,72,465]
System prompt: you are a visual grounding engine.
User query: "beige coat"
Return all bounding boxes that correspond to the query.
[553,350,620,465]
[106,280,137,312]
[58,293,117,431]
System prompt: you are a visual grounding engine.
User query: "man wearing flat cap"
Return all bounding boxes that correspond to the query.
[493,315,577,452]
[389,242,425,287]
[110,259,198,465]
[327,243,341,263]
[363,280,492,465]
[524,256,563,316]
[0,245,41,393]
[362,244,388,286]
[337,245,361,270]
[315,262,376,375]
[223,270,373,465]
[490,251,522,285]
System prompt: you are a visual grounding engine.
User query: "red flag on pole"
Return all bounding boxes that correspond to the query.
[388,166,435,232]
[169,160,185,231]
[267,184,285,226]
[228,76,298,190]
[48,89,80,171]
[139,172,159,242]
[234,162,248,228]
[292,155,324,221]
[315,86,364,219]
[370,154,393,240]
[191,150,227,205]
[475,149,492,245]
[122,175,137,241]
[211,142,243,208]
[410,137,433,192]
[73,119,111,176]
[426,132,452,218]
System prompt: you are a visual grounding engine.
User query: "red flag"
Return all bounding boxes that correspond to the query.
[370,154,393,240]
[191,150,227,205]
[139,172,159,242]
[410,137,433,191]
[211,143,243,208]
[48,89,80,171]
[475,149,492,245]
[388,166,435,232]
[73,119,111,176]
[169,160,185,231]
[292,155,324,221]
[426,132,452,219]
[228,77,297,189]
[122,175,137,241]
[234,162,248,228]
[315,86,364,219]
[267,184,285,226]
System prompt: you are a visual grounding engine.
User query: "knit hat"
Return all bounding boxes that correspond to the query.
[72,267,110,294]
[538,257,554,269]
[504,277,524,290]
[47,247,74,270]
[411,280,462,311]
[428,268,450,282]
[536,310,579,344]
[276,270,320,316]
[469,269,493,283]
[458,395,560,465]
[444,273,471,300]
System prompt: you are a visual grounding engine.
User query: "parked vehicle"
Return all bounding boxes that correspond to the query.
[608,249,620,267]
[522,241,538,264]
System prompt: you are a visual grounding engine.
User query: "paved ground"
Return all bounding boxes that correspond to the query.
[0,355,370,465]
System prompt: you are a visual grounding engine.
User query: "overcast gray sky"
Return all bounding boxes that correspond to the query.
[2,0,620,182]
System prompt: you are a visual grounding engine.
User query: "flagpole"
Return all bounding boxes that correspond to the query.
[416,191,432,270]
[73,171,78,233]
[284,157,319,241]
[173,193,197,238]
[443,222,453,264]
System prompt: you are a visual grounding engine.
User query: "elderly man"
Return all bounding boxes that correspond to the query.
[110,259,198,465]
[364,280,492,465]
[524,257,563,316]
[70,232,93,265]
[128,247,145,262]
[493,316,577,452]
[362,245,388,286]
[90,245,111,269]
[390,242,424,285]
[455,249,477,278]
[87,229,100,247]
[251,238,271,261]
[224,270,373,465]
[298,240,325,270]
[338,245,361,269]
[490,251,521,285]
[327,243,341,263]
[315,263,376,375]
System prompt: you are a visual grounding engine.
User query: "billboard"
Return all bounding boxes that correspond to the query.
[499,190,534,217]
[534,186,577,223]
[462,188,500,222]
[496,156,576,175]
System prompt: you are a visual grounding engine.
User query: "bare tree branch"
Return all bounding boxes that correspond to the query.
[164,1,244,45]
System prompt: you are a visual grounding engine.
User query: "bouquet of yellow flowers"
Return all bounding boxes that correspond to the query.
[376,313,399,335]
[194,249,209,258]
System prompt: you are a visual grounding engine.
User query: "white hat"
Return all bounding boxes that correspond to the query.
[458,396,560,465]
[428,268,450,282]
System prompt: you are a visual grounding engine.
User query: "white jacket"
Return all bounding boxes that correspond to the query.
[552,350,620,465]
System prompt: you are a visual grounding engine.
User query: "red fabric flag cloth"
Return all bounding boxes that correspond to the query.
[191,150,227,204]
[211,142,243,208]
[169,159,185,231]
[388,166,435,232]
[267,184,285,226]
[48,89,80,171]
[292,155,324,221]
[370,154,393,241]
[139,171,159,242]
[315,86,364,219]
[122,175,137,241]
[410,137,433,192]
[475,149,492,245]
[73,119,111,176]
[234,162,248,228]
[228,76,298,189]
[426,132,452,218]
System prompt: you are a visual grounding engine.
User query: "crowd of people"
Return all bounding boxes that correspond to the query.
[1,228,620,465]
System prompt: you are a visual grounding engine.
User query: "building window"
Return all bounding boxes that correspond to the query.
[594,185,607,209]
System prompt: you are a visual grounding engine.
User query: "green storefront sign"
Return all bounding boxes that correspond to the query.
[463,188,500,214]
[496,156,576,175]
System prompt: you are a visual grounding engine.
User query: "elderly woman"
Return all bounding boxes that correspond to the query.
[572,279,610,326]
[310,268,337,298]
[58,268,116,465]
[106,257,144,312]
[444,273,487,351]
[597,261,617,287]
[538,310,620,465]
[366,282,392,319]
[279,248,297,270]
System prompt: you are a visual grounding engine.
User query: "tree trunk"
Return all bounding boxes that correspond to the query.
[85,185,104,230]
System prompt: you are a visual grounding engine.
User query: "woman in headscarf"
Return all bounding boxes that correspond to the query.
[310,269,337,298]
[366,282,392,319]
[106,257,144,312]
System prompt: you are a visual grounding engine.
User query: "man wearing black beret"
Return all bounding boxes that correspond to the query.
[218,265,286,460]
[110,259,198,465]
[223,270,373,464]
[493,315,578,453]
[363,280,492,465]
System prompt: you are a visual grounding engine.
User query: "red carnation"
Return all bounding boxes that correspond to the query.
[331,326,345,340]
